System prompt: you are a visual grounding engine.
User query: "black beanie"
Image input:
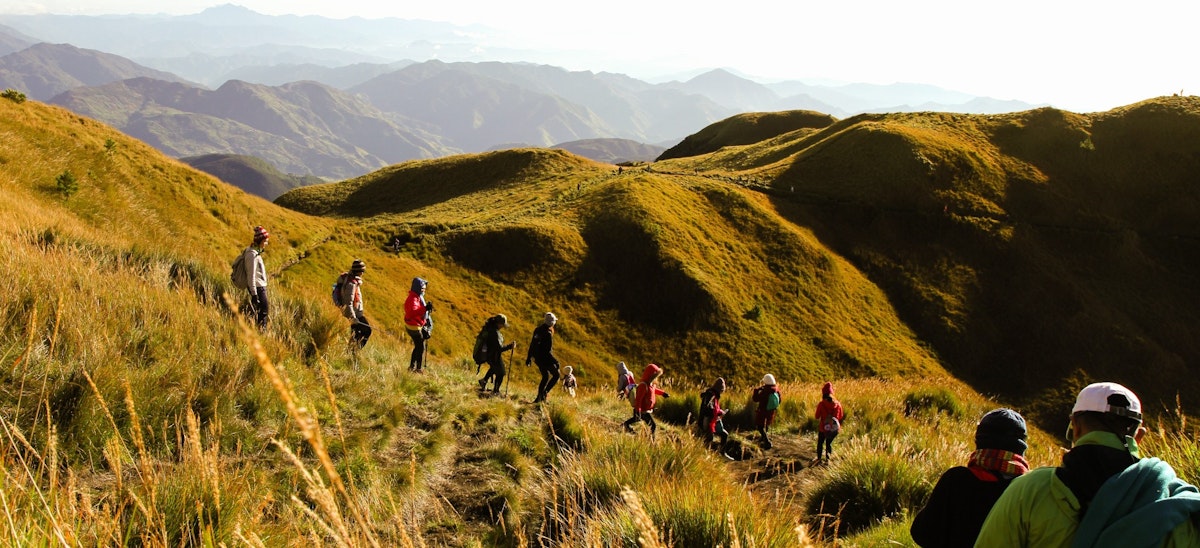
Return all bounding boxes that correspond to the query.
[975,408,1028,455]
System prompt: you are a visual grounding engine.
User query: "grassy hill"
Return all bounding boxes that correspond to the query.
[656,110,837,160]
[181,153,325,200]
[3,94,1199,546]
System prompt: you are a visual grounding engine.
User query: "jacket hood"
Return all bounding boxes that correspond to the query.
[640,363,662,383]
[617,361,629,375]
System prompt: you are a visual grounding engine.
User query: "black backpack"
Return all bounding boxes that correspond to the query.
[472,324,493,365]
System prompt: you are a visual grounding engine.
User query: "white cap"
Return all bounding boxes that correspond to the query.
[1072,382,1142,422]
[761,374,776,386]
[544,312,558,324]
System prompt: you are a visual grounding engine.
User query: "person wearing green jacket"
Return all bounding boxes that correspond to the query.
[975,382,1200,547]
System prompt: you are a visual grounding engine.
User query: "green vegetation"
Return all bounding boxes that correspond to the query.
[2,94,1199,546]
[1,88,26,103]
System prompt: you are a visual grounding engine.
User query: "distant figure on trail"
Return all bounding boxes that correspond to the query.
[814,382,844,463]
[910,408,1029,547]
[526,312,561,403]
[698,377,730,457]
[752,374,781,449]
[476,314,515,394]
[339,260,371,348]
[391,235,401,252]
[241,226,270,329]
[404,277,433,373]
[622,363,669,438]
[562,366,577,397]
[975,382,1200,547]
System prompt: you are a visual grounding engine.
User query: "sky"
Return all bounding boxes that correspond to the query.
[2,0,1198,112]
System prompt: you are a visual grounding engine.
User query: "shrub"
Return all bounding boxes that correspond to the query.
[903,388,964,418]
[653,390,698,426]
[545,402,586,451]
[55,170,79,197]
[804,451,932,538]
[1,88,25,103]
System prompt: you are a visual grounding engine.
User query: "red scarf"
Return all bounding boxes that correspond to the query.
[967,448,1029,478]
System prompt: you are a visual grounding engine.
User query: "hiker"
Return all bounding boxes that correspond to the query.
[562,366,577,397]
[752,374,781,449]
[975,382,1200,547]
[476,314,515,393]
[404,277,433,372]
[814,382,845,462]
[616,361,637,418]
[622,363,670,437]
[390,235,401,252]
[338,260,371,348]
[698,377,730,456]
[910,408,1029,547]
[241,226,270,329]
[526,312,561,403]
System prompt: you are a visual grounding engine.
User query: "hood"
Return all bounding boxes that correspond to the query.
[640,363,662,383]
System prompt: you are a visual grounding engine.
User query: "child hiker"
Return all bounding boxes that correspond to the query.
[752,374,781,449]
[563,366,577,397]
[622,363,670,437]
[814,381,845,463]
[698,377,731,457]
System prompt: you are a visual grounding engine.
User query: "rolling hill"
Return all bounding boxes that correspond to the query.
[50,77,455,179]
[0,42,192,100]
[181,153,326,200]
[551,137,666,164]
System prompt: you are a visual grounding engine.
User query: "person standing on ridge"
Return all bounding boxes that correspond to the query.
[339,260,371,349]
[404,277,433,372]
[622,363,670,438]
[975,382,1200,547]
[814,381,845,463]
[526,312,561,403]
[752,374,781,449]
[910,408,1030,547]
[241,225,271,329]
[477,314,515,394]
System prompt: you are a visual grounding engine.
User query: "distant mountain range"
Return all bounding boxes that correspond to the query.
[0,5,1048,193]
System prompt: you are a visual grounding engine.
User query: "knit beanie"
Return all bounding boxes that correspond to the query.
[975,408,1028,455]
[822,382,834,397]
[761,374,776,386]
[253,226,270,243]
[350,259,366,274]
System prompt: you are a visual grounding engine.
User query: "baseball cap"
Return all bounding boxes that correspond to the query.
[1071,382,1142,422]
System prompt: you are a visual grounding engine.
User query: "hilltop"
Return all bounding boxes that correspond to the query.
[181,153,326,200]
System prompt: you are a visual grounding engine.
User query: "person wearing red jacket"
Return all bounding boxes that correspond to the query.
[814,381,845,463]
[622,363,670,438]
[404,277,433,372]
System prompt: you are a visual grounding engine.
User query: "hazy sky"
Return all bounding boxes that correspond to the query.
[2,0,1197,112]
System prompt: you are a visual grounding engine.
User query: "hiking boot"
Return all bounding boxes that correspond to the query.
[477,379,487,391]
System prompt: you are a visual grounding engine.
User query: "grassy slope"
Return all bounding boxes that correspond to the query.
[4,95,1199,546]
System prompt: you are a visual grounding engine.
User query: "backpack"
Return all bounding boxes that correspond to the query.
[820,414,841,433]
[230,249,253,289]
[698,389,717,421]
[472,328,490,365]
[331,272,349,307]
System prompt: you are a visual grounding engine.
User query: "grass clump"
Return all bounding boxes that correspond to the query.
[804,437,932,539]
[903,387,965,418]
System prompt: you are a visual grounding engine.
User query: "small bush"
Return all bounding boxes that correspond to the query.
[903,388,963,418]
[805,451,931,538]
[1,88,25,103]
[56,170,79,197]
[545,403,586,452]
[653,391,698,426]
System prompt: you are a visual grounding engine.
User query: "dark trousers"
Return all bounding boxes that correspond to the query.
[534,356,560,400]
[350,316,372,348]
[407,328,426,370]
[623,411,657,436]
[818,431,838,458]
[250,286,269,328]
[480,359,505,392]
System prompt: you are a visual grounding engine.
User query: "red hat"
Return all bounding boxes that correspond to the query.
[822,382,834,397]
[253,226,270,242]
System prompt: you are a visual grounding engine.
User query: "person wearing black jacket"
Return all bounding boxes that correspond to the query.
[477,314,515,393]
[526,312,560,403]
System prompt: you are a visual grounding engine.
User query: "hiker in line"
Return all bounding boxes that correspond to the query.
[622,363,669,437]
[910,408,1029,547]
[698,377,730,457]
[476,314,515,393]
[404,277,433,372]
[814,381,845,463]
[562,366,577,397]
[526,312,561,403]
[752,374,781,449]
[975,382,1200,547]
[241,226,270,329]
[616,361,637,419]
[338,260,371,348]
